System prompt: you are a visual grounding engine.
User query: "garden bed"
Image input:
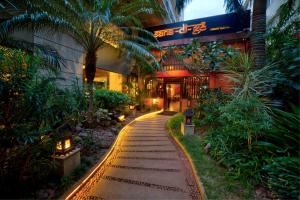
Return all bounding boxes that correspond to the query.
[36,111,148,199]
[166,114,269,200]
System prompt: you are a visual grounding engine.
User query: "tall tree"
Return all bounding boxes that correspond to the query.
[176,0,267,69]
[4,0,162,121]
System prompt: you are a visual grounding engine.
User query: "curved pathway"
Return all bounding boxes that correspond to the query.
[67,113,203,200]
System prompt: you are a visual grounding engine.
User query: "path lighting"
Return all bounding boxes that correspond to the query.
[184,108,195,125]
[55,124,74,155]
[117,114,125,122]
[129,104,135,110]
[152,98,157,105]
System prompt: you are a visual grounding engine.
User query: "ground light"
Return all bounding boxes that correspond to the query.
[54,124,74,155]
[53,124,80,176]
[56,136,73,155]
[117,114,125,122]
[152,98,158,108]
[129,104,135,110]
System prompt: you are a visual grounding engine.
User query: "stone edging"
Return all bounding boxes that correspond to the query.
[62,110,163,200]
[166,121,208,200]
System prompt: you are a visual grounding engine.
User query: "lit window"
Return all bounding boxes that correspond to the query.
[65,139,71,149]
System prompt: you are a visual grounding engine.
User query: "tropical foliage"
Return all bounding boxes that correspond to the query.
[94,89,129,111]
[0,47,87,198]
[185,2,300,198]
[181,40,236,71]
[2,0,162,120]
[266,0,300,109]
[198,53,299,199]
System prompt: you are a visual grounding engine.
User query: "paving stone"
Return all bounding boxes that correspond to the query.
[68,113,202,200]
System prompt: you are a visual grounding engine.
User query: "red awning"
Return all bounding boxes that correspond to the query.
[156,70,193,78]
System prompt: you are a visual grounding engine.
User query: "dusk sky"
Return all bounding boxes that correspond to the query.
[183,0,226,20]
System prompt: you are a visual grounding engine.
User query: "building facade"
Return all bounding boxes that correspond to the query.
[1,0,180,91]
[140,12,251,112]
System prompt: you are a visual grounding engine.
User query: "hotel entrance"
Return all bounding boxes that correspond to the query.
[165,83,181,112]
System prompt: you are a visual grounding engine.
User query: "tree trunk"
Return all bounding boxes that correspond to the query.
[251,0,267,69]
[85,51,96,122]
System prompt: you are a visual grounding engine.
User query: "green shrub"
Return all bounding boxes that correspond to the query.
[167,113,184,131]
[255,106,300,198]
[262,157,300,199]
[0,47,87,197]
[204,96,272,182]
[94,89,129,111]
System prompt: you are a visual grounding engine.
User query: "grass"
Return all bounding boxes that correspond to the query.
[166,113,258,200]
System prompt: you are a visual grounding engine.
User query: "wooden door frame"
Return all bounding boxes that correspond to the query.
[163,78,183,112]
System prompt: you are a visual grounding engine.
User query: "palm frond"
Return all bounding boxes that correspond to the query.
[175,0,192,13]
[224,53,284,98]
[224,0,244,13]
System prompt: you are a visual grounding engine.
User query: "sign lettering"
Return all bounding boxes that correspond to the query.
[154,22,207,38]
[148,11,250,42]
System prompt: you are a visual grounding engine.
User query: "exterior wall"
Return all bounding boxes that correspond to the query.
[109,72,123,92]
[209,72,233,93]
[33,32,85,88]
[33,32,131,89]
[96,46,131,75]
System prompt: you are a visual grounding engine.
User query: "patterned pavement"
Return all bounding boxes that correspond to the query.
[66,113,203,200]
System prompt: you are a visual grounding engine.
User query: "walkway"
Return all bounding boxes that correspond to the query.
[67,113,203,200]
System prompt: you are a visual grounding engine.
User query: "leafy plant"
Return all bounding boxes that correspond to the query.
[266,0,300,109]
[0,47,86,198]
[95,108,112,122]
[224,53,283,99]
[12,0,163,120]
[182,40,237,72]
[262,157,300,199]
[94,89,129,111]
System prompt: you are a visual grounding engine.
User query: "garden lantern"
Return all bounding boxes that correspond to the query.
[56,135,73,155]
[152,98,157,105]
[129,104,135,110]
[184,108,194,125]
[55,124,74,155]
[117,114,125,122]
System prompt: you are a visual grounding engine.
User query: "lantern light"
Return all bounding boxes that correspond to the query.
[152,98,157,105]
[56,136,73,155]
[117,114,125,122]
[183,108,195,125]
[129,104,135,110]
[55,123,74,155]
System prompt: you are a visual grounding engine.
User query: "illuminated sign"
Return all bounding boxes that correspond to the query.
[148,11,250,42]
[154,22,207,38]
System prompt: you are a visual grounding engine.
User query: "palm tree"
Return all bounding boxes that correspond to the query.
[0,1,63,70]
[5,0,162,121]
[176,0,267,69]
[225,0,267,69]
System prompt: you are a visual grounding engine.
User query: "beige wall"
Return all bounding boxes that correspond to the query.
[32,32,130,89]
[109,72,123,92]
[33,32,85,88]
[96,45,130,75]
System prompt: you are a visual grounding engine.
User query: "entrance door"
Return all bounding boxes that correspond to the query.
[165,83,181,112]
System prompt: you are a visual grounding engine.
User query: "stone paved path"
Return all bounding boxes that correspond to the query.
[67,113,203,200]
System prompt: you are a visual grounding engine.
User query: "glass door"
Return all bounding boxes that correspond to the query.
[165,83,181,112]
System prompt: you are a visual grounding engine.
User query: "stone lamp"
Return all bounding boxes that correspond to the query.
[181,108,195,136]
[53,123,80,176]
